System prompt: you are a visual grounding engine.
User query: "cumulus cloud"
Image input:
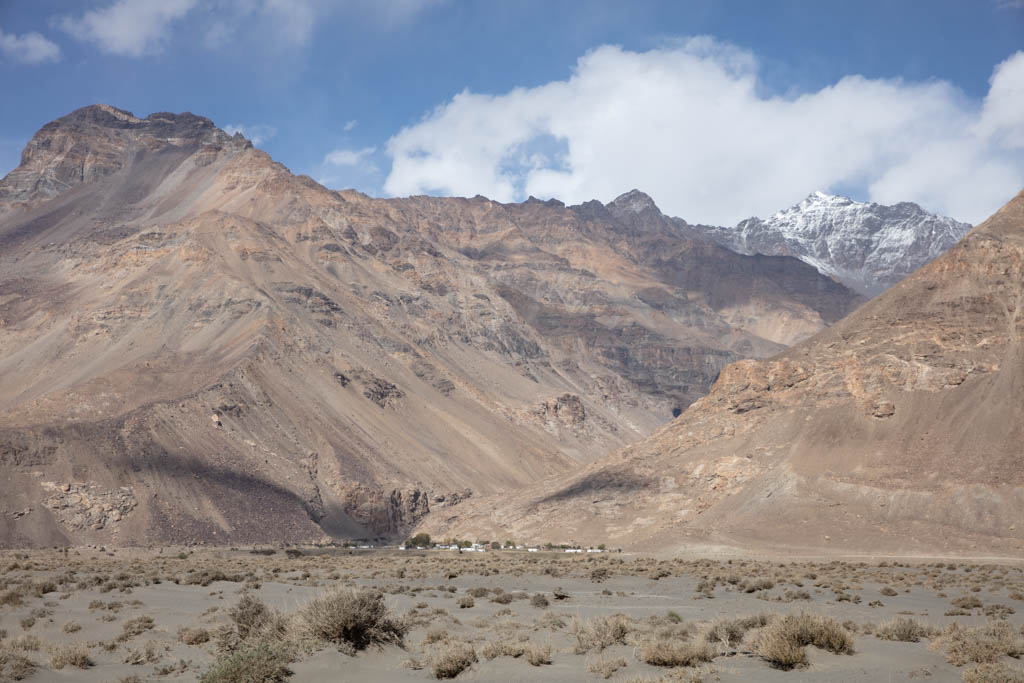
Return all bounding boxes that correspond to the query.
[384,40,1024,225]
[0,27,61,64]
[60,0,197,57]
[223,123,277,146]
[343,119,358,131]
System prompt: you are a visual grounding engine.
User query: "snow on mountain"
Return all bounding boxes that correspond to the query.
[692,192,973,296]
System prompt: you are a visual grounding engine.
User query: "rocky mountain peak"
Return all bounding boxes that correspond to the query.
[0,105,249,206]
[607,189,660,215]
[694,192,972,296]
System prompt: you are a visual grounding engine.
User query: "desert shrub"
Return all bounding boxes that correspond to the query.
[62,621,81,633]
[490,592,514,605]
[530,593,549,609]
[754,613,854,670]
[466,587,489,598]
[119,615,155,641]
[536,612,566,630]
[30,581,56,597]
[300,587,406,650]
[641,639,715,667]
[931,620,1024,666]
[880,586,899,596]
[123,640,164,665]
[423,627,449,645]
[0,590,23,607]
[744,579,775,593]
[179,627,211,645]
[552,587,569,600]
[705,613,773,648]
[756,630,808,670]
[953,596,983,610]
[587,656,627,679]
[50,644,93,670]
[962,661,1024,683]
[524,642,552,666]
[572,614,630,654]
[480,639,524,660]
[983,604,1015,619]
[875,618,935,643]
[229,595,270,640]
[7,635,40,652]
[431,642,476,679]
[200,642,292,683]
[456,596,473,609]
[0,649,36,680]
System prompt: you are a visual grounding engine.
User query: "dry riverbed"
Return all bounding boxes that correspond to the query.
[1,547,1023,681]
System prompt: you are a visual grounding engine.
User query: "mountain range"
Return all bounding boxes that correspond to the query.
[0,105,995,553]
[425,187,1024,556]
[0,105,859,547]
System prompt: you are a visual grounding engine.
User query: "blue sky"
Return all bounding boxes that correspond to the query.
[1,0,1022,225]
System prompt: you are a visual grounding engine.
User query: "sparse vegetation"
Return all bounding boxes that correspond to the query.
[754,613,854,669]
[571,614,630,654]
[430,642,476,679]
[200,642,292,683]
[299,587,406,650]
[875,617,936,642]
[50,644,93,670]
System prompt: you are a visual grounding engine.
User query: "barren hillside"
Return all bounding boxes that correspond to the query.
[0,105,860,547]
[423,187,1024,557]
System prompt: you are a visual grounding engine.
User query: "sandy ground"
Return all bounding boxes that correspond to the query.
[1,547,1023,681]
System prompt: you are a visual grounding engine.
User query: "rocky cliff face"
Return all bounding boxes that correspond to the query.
[692,191,972,296]
[0,106,861,547]
[423,188,1024,556]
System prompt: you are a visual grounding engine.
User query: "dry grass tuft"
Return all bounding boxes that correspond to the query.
[962,661,1024,683]
[754,613,854,670]
[228,594,270,640]
[930,620,1024,666]
[50,644,93,670]
[524,642,552,666]
[0,648,37,681]
[299,587,406,650]
[200,642,292,683]
[572,614,630,654]
[704,613,773,648]
[587,656,627,679]
[430,642,477,679]
[640,639,715,667]
[179,626,211,645]
[480,639,524,660]
[875,617,936,643]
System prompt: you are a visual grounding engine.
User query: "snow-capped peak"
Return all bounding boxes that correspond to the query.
[693,193,972,297]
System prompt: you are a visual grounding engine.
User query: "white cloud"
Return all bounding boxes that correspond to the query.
[60,0,197,57]
[343,119,358,132]
[0,27,61,64]
[324,146,377,167]
[384,40,1024,225]
[223,123,277,146]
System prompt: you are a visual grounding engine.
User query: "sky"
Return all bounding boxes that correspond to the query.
[0,0,1022,225]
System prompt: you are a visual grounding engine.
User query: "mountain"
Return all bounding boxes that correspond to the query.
[422,187,1024,557]
[0,106,860,547]
[692,191,972,296]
